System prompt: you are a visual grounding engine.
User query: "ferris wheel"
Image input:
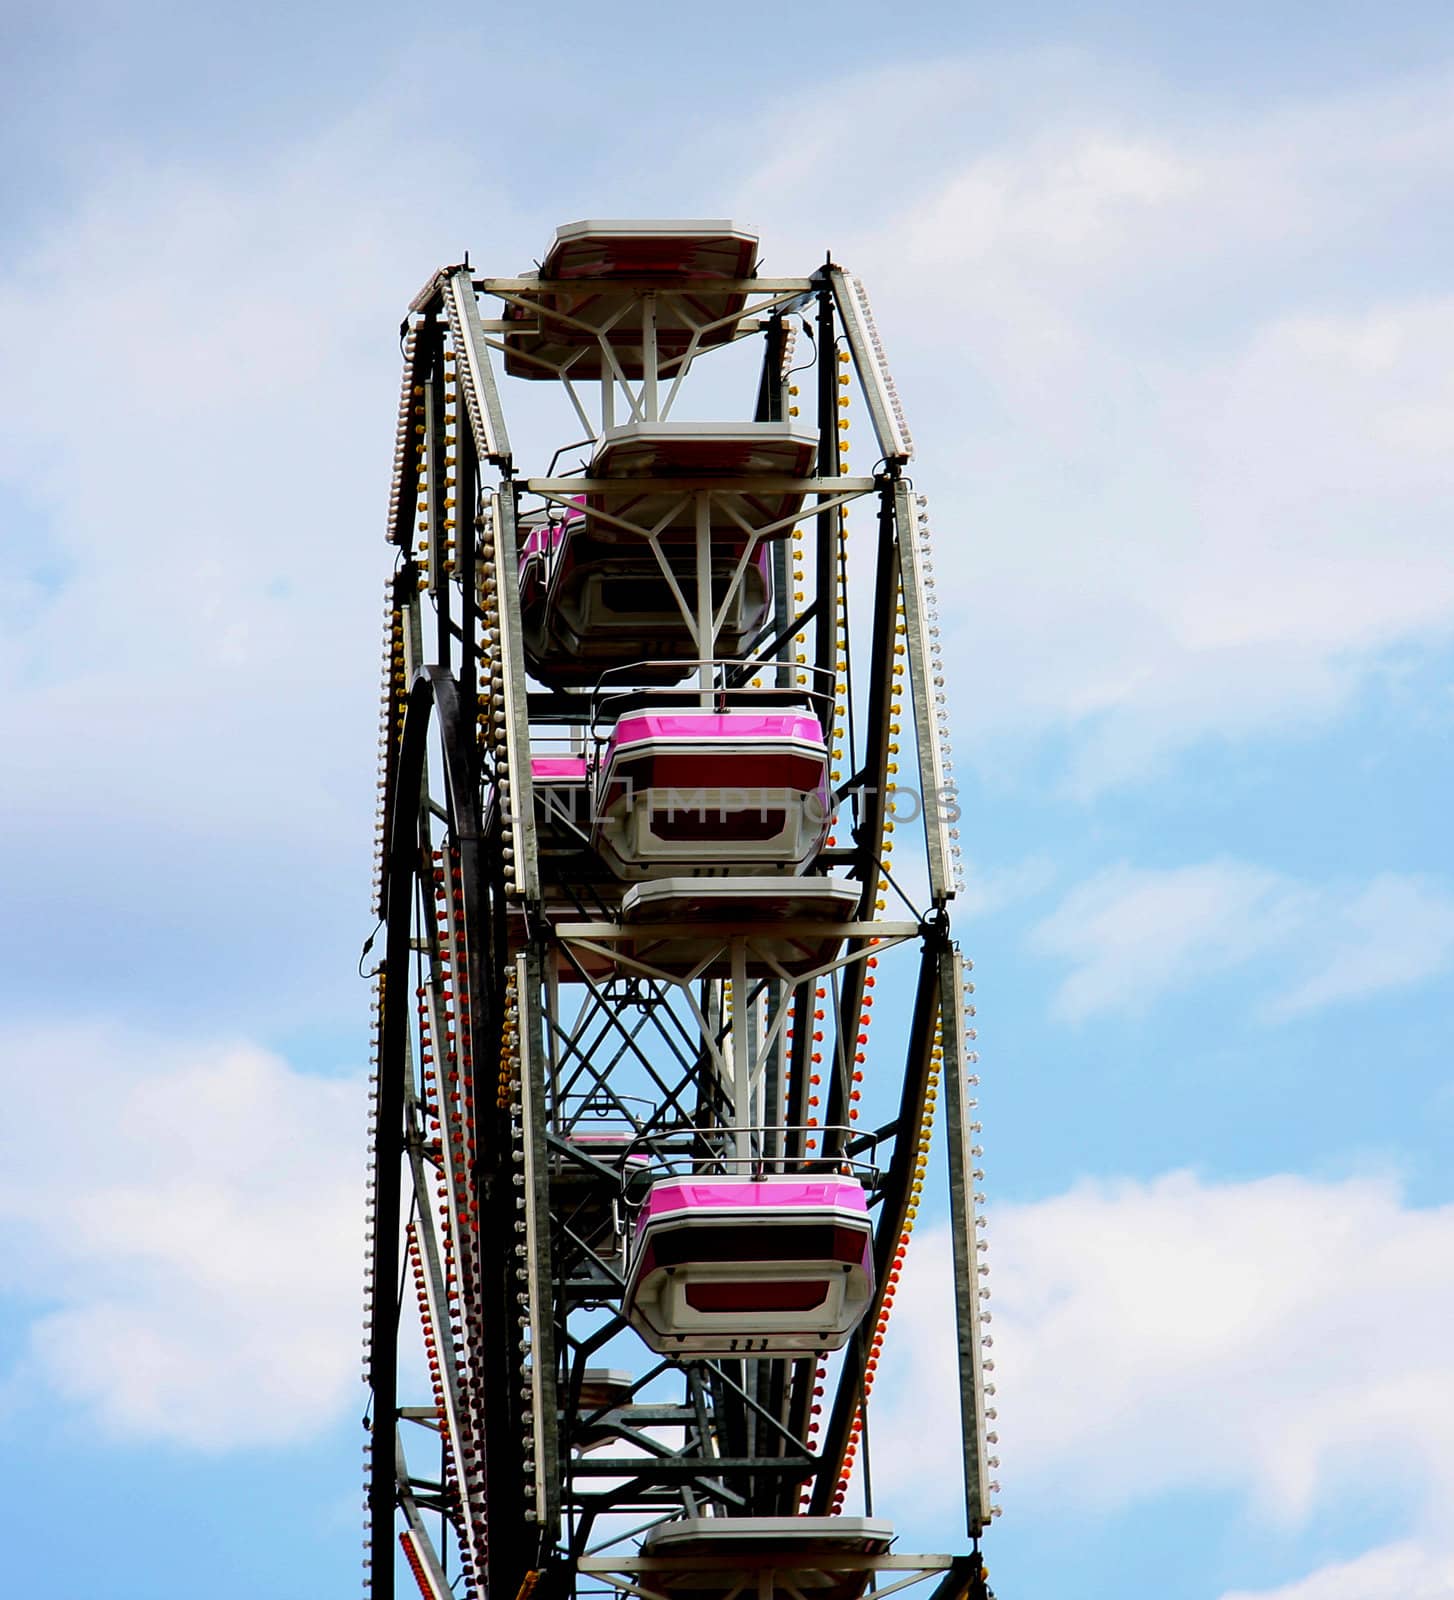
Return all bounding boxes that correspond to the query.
[363,220,999,1600]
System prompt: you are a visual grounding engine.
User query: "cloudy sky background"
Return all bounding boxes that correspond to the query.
[2,2,1452,1596]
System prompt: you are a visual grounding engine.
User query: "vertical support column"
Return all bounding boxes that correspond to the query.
[814,281,839,689]
[754,311,786,424]
[642,292,659,420]
[763,982,785,1171]
[444,265,512,470]
[455,381,478,738]
[544,962,562,1136]
[771,539,792,689]
[696,493,714,700]
[940,946,993,1537]
[369,676,436,1600]
[426,327,452,668]
[731,937,751,1166]
[894,479,953,902]
[520,946,561,1542]
[491,489,540,902]
[367,976,401,1600]
[811,943,943,1512]
[822,486,899,1163]
[758,310,793,695]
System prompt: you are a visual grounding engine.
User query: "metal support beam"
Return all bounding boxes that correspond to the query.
[939,947,993,1536]
[369,671,445,1600]
[893,479,953,902]
[830,268,913,464]
[425,327,451,664]
[823,483,901,1161]
[810,935,944,1512]
[444,266,512,468]
[522,945,562,1540]
[492,489,540,902]
[814,280,840,689]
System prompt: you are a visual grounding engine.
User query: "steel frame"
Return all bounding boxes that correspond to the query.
[365,244,997,1600]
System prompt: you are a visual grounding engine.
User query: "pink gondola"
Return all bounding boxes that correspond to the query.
[636,1517,897,1600]
[486,754,621,976]
[482,752,593,854]
[622,1177,874,1356]
[519,505,772,688]
[593,710,831,878]
[517,515,569,643]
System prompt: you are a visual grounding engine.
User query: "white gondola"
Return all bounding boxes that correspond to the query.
[622,1176,874,1356]
[613,875,861,979]
[584,420,819,545]
[503,220,760,381]
[592,709,831,878]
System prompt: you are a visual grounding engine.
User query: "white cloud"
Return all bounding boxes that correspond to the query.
[1030,861,1454,1021]
[955,856,1056,919]
[870,1171,1454,1539]
[0,97,546,1033]
[1030,859,1297,1019]
[1219,1541,1454,1600]
[730,63,1454,783]
[898,132,1198,273]
[1268,874,1454,1019]
[0,113,479,835]
[2,55,1450,1050]
[0,1023,363,1447]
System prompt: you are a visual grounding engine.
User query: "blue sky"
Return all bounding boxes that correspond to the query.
[2,4,1452,1598]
